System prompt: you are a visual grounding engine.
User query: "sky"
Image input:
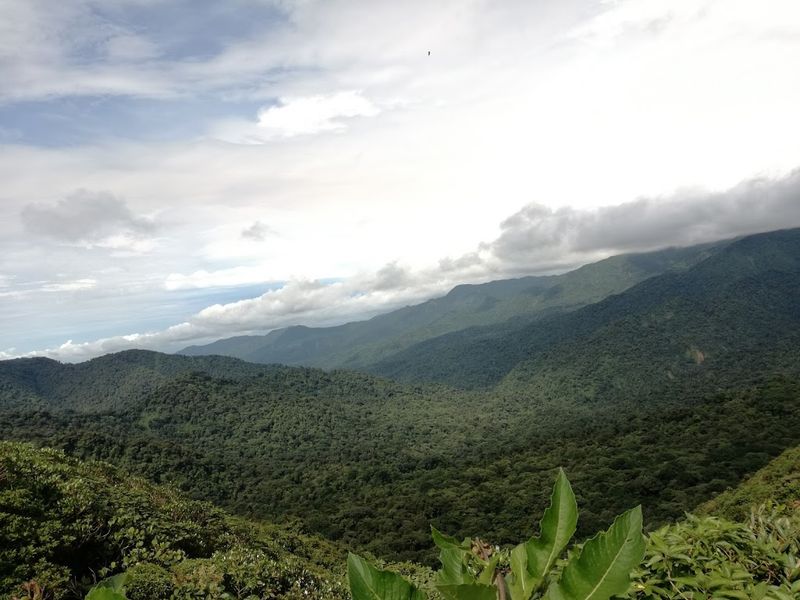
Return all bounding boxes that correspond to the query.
[1,0,800,361]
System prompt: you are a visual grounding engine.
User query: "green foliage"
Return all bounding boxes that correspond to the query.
[84,574,127,600]
[548,507,644,600]
[181,243,717,370]
[699,444,800,521]
[628,504,800,599]
[0,442,348,600]
[123,564,171,600]
[348,554,427,600]
[349,472,644,600]
[508,469,577,597]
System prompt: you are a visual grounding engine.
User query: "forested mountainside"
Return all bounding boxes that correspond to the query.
[371,228,800,388]
[4,230,800,565]
[699,444,800,520]
[3,350,800,565]
[4,441,799,600]
[179,242,721,369]
[0,441,353,600]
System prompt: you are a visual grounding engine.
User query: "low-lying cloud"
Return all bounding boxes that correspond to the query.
[7,168,800,362]
[485,170,800,271]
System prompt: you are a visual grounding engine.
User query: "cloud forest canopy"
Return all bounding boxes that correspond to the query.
[3,228,800,566]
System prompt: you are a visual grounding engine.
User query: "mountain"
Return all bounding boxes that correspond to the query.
[179,242,721,369]
[5,441,799,600]
[0,440,353,600]
[698,443,800,520]
[5,229,800,565]
[3,355,800,564]
[371,228,800,389]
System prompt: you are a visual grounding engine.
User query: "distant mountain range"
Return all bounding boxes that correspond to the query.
[5,228,800,564]
[179,239,724,369]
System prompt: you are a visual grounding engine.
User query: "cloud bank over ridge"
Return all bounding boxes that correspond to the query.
[7,169,800,362]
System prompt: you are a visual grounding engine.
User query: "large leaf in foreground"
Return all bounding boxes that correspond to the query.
[436,583,497,600]
[348,553,427,600]
[509,468,578,600]
[432,526,476,586]
[548,506,645,600]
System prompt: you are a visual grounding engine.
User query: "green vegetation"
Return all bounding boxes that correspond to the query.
[7,444,799,599]
[0,441,349,600]
[3,348,800,563]
[4,228,800,596]
[180,242,720,370]
[699,444,800,521]
[348,470,645,600]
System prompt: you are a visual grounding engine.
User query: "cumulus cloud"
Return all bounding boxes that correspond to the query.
[484,169,800,270]
[12,168,800,363]
[214,91,381,143]
[21,189,157,248]
[241,221,276,241]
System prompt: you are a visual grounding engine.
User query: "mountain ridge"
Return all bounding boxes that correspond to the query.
[179,240,723,368]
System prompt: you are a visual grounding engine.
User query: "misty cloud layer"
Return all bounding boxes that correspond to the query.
[7,169,800,362]
[486,170,800,271]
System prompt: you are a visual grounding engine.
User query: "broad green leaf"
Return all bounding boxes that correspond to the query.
[432,526,476,586]
[529,469,578,577]
[432,526,468,551]
[438,548,476,585]
[548,506,645,600]
[348,553,427,600]
[85,574,128,600]
[509,543,534,600]
[508,469,578,600]
[436,583,497,600]
[476,554,500,586]
[85,588,126,600]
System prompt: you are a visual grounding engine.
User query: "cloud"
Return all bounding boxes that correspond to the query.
[214,91,381,143]
[165,266,278,291]
[21,189,157,247]
[241,220,276,241]
[39,278,97,292]
[484,169,800,270]
[12,168,800,363]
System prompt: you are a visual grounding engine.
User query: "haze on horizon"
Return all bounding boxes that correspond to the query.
[1,0,800,361]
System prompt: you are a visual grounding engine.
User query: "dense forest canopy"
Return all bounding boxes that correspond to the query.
[3,228,800,598]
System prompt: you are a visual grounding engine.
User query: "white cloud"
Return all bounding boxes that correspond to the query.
[9,169,800,362]
[3,0,800,356]
[165,266,278,291]
[213,91,380,142]
[40,278,97,292]
[256,91,379,137]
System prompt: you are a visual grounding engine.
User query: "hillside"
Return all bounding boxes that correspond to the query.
[371,228,800,389]
[699,444,800,520]
[4,351,800,564]
[0,441,352,600]
[179,242,720,369]
[4,442,800,600]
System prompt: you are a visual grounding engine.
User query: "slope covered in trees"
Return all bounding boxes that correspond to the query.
[371,228,800,388]
[3,350,800,564]
[179,242,720,369]
[0,441,351,600]
[3,228,800,566]
[4,442,800,600]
